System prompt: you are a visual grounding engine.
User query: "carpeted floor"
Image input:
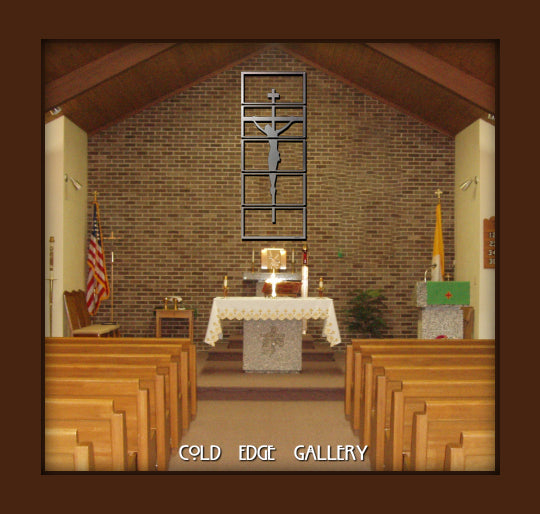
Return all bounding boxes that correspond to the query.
[167,343,372,473]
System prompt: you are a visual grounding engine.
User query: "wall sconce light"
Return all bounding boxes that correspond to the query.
[458,176,479,191]
[65,174,84,190]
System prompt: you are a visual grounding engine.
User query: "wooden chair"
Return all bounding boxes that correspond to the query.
[64,290,120,337]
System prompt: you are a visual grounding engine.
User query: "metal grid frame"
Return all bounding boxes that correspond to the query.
[241,71,307,240]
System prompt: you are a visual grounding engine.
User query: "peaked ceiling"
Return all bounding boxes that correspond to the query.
[43,40,497,137]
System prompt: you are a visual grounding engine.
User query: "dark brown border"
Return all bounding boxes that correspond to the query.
[20,9,524,504]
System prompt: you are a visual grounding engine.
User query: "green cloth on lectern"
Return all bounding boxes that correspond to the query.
[426,282,470,305]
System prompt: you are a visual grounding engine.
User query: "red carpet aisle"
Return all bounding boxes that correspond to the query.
[168,345,372,472]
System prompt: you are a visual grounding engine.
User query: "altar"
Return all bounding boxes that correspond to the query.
[204,296,341,372]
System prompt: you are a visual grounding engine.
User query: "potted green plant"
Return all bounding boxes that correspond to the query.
[346,288,387,338]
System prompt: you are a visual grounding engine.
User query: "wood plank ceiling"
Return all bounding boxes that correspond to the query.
[43,40,497,137]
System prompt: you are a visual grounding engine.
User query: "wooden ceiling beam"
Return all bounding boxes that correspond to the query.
[365,42,495,113]
[44,42,177,112]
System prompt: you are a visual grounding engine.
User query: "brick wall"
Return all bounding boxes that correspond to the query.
[87,46,455,347]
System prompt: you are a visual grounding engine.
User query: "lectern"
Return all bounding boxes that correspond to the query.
[415,282,470,339]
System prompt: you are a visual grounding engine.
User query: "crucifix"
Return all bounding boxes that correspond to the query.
[240,71,307,240]
[251,88,298,223]
[435,189,443,202]
[105,230,120,322]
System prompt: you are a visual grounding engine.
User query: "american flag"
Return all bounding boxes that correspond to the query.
[86,200,110,315]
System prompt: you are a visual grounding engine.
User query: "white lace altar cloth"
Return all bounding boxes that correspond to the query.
[204,296,341,346]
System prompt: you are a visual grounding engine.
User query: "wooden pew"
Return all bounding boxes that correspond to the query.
[45,377,155,471]
[444,430,496,471]
[45,336,197,422]
[384,379,495,471]
[45,363,170,470]
[44,427,95,471]
[361,363,495,447]
[45,397,128,471]
[46,343,190,429]
[344,339,495,418]
[45,338,195,425]
[350,351,495,432]
[44,353,182,452]
[410,398,496,471]
[346,340,495,427]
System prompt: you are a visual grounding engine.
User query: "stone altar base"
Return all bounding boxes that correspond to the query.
[243,319,302,373]
[418,305,464,339]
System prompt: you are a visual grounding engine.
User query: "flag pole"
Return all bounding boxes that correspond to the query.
[91,192,98,317]
[87,190,111,318]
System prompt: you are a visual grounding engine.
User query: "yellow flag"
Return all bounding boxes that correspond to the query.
[431,202,445,281]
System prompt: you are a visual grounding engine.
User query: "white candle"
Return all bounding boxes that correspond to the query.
[319,277,323,288]
[252,249,255,263]
[292,250,295,263]
[224,276,228,288]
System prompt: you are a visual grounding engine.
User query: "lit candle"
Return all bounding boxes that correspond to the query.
[252,249,255,263]
[319,277,323,289]
[292,250,295,264]
[224,276,228,288]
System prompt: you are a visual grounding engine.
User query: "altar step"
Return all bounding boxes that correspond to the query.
[197,386,344,401]
[197,344,345,401]
[206,349,334,362]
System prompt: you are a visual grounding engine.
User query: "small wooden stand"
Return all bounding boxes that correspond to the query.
[156,309,194,341]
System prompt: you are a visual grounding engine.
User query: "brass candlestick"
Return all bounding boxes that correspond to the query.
[318,277,325,297]
[223,286,229,297]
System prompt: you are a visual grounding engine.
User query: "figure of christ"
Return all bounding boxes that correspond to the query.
[252,119,297,206]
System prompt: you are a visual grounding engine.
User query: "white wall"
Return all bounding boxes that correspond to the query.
[63,117,88,292]
[45,118,65,337]
[478,121,496,339]
[44,116,88,336]
[455,119,496,338]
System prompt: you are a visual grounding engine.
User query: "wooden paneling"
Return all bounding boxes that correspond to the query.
[411,41,497,87]
[45,42,265,134]
[282,42,491,136]
[43,41,496,137]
